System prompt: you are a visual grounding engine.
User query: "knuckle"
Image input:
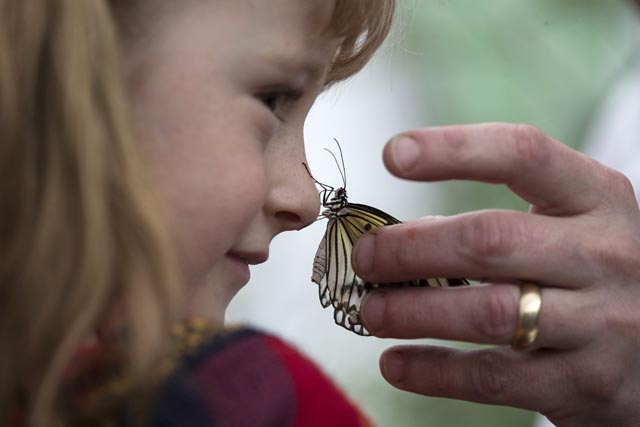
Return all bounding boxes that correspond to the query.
[605,169,636,203]
[571,355,624,403]
[511,124,551,171]
[391,223,421,271]
[603,297,640,341]
[584,236,640,280]
[468,351,509,402]
[472,289,515,341]
[457,212,521,266]
[426,347,460,395]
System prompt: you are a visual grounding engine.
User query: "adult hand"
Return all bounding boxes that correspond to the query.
[352,123,640,427]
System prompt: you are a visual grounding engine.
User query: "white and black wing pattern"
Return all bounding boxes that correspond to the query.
[313,218,365,298]
[311,202,468,337]
[329,212,370,335]
[311,233,331,307]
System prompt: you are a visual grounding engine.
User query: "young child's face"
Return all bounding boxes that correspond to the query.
[129,0,336,323]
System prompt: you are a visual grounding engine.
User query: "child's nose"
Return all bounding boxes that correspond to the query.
[272,172,320,231]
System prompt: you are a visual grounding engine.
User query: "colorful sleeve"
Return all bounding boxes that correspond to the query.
[263,334,374,427]
[153,324,375,427]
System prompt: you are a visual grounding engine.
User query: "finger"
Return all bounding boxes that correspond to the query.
[383,123,616,215]
[378,345,570,414]
[361,284,596,350]
[352,210,605,288]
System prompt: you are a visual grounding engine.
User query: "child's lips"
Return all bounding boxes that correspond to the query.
[225,253,250,282]
[225,251,268,283]
[229,251,269,265]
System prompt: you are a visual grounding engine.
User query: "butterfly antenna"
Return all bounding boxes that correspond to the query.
[323,147,346,189]
[303,162,335,206]
[302,162,334,193]
[333,138,347,189]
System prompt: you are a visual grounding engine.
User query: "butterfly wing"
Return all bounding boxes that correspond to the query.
[311,230,331,307]
[312,219,357,309]
[312,202,468,336]
[331,204,407,335]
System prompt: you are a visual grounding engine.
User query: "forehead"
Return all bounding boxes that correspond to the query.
[231,0,337,72]
[151,0,335,45]
[237,0,335,35]
[136,0,338,78]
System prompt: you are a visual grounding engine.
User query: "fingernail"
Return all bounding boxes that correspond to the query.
[361,291,385,333]
[382,350,405,383]
[391,136,419,171]
[353,233,375,275]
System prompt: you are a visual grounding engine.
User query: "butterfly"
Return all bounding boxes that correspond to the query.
[307,141,468,336]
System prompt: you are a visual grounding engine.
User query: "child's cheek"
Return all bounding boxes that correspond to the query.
[177,148,267,285]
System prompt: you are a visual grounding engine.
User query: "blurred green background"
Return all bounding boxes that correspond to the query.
[401,0,639,216]
[365,0,637,425]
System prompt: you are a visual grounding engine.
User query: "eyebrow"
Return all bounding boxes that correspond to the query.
[261,51,329,83]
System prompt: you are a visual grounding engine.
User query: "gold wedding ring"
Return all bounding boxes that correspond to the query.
[511,283,542,351]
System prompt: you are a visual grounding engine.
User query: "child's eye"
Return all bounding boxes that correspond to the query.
[256,88,303,121]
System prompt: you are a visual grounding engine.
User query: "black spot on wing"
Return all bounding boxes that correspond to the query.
[447,278,470,286]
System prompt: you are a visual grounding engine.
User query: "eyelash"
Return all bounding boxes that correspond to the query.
[257,87,304,121]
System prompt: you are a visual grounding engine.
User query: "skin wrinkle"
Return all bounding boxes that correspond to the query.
[467,350,509,403]
[440,126,467,149]
[395,289,440,338]
[510,124,553,176]
[457,211,521,266]
[471,285,516,341]
[570,340,627,404]
[393,223,421,276]
[410,346,456,395]
[440,129,492,181]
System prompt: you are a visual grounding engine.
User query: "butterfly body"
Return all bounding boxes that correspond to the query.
[312,185,467,336]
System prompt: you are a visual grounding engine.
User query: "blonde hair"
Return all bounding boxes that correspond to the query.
[0,1,179,425]
[326,0,396,86]
[0,0,395,425]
